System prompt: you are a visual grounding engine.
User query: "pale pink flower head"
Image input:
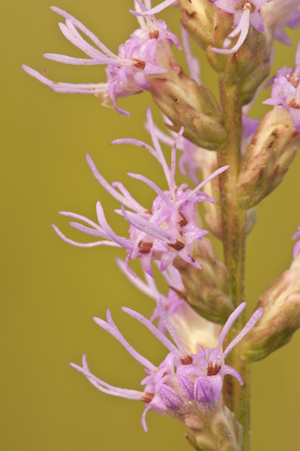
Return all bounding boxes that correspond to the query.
[53,108,228,276]
[70,300,263,430]
[263,40,300,132]
[22,3,180,116]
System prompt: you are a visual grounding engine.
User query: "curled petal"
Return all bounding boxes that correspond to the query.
[220,365,243,385]
[141,405,152,432]
[52,224,119,248]
[70,357,143,400]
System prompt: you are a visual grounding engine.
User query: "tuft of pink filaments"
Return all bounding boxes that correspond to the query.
[263,39,300,132]
[22,2,181,116]
[52,107,228,276]
[70,301,263,431]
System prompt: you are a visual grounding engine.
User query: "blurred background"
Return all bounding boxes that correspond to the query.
[1,1,300,449]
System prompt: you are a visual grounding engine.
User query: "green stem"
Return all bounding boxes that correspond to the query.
[217,81,249,449]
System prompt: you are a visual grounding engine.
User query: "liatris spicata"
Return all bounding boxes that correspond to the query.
[23,0,300,449]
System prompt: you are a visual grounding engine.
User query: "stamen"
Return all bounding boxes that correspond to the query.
[178,214,188,227]
[139,242,153,253]
[168,240,185,251]
[207,362,221,376]
[180,355,193,365]
[130,58,146,69]
[142,392,155,403]
[149,30,159,39]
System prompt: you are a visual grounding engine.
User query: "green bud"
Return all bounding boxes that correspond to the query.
[149,64,227,150]
[178,0,215,50]
[242,256,300,362]
[235,107,300,210]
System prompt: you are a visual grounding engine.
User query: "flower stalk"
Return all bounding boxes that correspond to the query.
[217,80,249,448]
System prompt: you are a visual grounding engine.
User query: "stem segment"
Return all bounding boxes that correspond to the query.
[217,81,249,449]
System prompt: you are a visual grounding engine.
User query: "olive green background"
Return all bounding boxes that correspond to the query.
[1,1,300,449]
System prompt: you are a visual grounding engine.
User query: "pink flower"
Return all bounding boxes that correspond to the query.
[53,108,228,276]
[22,3,180,116]
[70,300,263,430]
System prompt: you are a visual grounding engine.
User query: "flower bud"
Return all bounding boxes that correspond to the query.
[235,107,300,210]
[173,238,234,323]
[178,0,215,50]
[148,62,227,150]
[242,255,300,362]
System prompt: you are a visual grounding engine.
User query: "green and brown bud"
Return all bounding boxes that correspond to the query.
[242,256,300,362]
[148,61,227,150]
[235,107,300,210]
[178,0,215,50]
[173,238,234,323]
